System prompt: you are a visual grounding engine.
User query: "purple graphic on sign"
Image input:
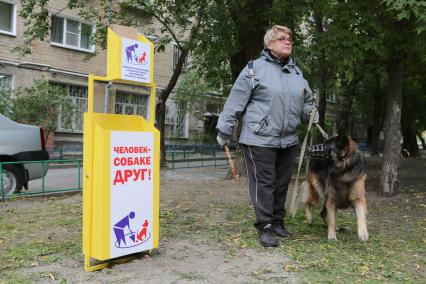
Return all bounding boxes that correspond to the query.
[113,211,151,249]
[124,43,148,65]
[125,44,139,63]
[121,39,151,83]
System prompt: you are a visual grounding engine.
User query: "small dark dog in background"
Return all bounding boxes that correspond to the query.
[304,130,368,242]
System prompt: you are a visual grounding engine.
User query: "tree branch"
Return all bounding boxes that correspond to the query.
[160,5,206,102]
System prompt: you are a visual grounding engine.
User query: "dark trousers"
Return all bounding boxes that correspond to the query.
[240,144,296,229]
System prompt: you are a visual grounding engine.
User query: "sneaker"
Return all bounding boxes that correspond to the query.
[272,223,291,238]
[258,224,278,247]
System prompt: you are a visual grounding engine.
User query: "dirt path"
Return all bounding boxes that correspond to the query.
[1,168,299,283]
[21,239,295,283]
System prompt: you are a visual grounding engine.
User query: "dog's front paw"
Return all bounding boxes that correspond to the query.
[358,231,369,242]
[327,235,337,241]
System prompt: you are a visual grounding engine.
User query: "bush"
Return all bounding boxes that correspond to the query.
[9,79,75,141]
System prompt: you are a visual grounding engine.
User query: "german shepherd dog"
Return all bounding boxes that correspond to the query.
[304,131,369,242]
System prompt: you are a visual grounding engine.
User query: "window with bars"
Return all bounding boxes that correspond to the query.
[114,91,149,118]
[0,1,16,36]
[0,74,12,89]
[50,15,94,52]
[51,82,88,132]
[165,99,187,138]
[172,44,189,70]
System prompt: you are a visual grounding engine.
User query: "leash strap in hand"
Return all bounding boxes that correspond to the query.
[289,110,315,217]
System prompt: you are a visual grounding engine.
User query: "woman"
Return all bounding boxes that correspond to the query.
[216,25,318,247]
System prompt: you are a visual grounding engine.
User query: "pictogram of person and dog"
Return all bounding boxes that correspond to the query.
[125,43,147,65]
[113,211,150,248]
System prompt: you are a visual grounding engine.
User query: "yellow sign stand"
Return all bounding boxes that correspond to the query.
[83,25,160,271]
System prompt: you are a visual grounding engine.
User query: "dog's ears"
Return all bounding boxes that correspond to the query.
[336,127,349,148]
[337,126,346,136]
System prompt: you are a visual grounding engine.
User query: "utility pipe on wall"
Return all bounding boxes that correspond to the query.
[104,82,113,113]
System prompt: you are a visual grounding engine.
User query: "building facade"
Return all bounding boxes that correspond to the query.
[0,0,203,149]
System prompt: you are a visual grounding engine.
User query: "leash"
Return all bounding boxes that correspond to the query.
[315,123,329,140]
[294,129,314,215]
[289,113,331,217]
[288,111,316,217]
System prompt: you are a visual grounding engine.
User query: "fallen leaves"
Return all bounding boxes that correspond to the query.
[358,265,370,276]
[283,263,298,272]
[41,272,56,281]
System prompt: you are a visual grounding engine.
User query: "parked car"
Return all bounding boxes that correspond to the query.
[0,114,49,196]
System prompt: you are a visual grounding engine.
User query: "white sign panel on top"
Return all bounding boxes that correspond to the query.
[110,131,154,258]
[121,38,151,83]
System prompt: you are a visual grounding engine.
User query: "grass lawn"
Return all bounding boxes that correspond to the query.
[0,157,425,283]
[160,190,426,283]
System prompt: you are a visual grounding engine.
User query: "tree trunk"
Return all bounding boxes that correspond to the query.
[417,132,426,150]
[155,8,205,166]
[370,90,382,155]
[226,0,274,79]
[158,47,189,165]
[402,126,420,157]
[158,100,167,166]
[370,73,385,156]
[313,8,328,143]
[381,54,404,195]
[336,80,356,134]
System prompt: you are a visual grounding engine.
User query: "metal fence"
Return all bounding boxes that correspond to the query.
[48,144,237,169]
[165,144,237,169]
[50,146,83,160]
[1,159,82,200]
[1,145,237,200]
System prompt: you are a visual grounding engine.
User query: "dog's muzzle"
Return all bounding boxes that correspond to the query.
[305,143,331,160]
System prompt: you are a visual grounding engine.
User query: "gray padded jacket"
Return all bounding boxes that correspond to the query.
[216,50,316,148]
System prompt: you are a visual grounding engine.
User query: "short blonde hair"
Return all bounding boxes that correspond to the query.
[263,25,292,47]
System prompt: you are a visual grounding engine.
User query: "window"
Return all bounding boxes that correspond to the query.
[326,92,336,103]
[51,83,88,132]
[172,44,189,70]
[165,99,188,138]
[115,91,149,118]
[50,16,94,52]
[0,74,12,89]
[0,1,16,36]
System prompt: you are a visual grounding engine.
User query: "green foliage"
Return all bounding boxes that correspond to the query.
[188,2,234,88]
[9,80,74,140]
[13,0,50,56]
[120,0,207,52]
[0,87,13,117]
[382,0,426,33]
[15,0,109,56]
[187,130,216,144]
[175,69,223,115]
[13,0,426,144]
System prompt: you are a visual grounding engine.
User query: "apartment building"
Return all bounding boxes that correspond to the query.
[0,0,201,148]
